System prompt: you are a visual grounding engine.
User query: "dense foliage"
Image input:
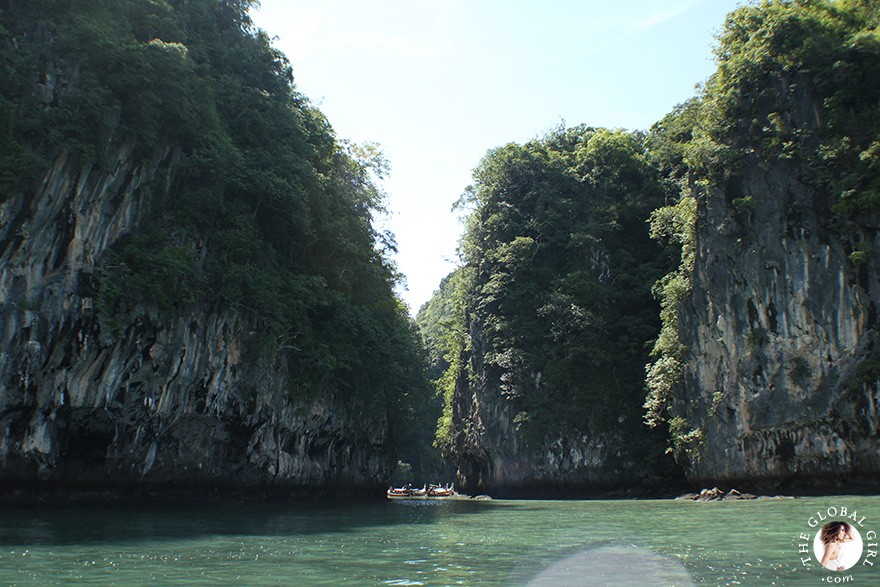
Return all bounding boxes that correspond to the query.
[411,271,468,475]
[643,0,880,460]
[421,0,880,469]
[9,0,876,480]
[416,268,470,451]
[0,0,429,435]
[431,125,673,456]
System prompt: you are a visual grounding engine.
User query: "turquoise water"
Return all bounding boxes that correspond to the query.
[1,496,879,585]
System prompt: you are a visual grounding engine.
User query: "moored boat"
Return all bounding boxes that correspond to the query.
[386,483,465,500]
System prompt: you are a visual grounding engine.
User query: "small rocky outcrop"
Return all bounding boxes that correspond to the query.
[675,487,757,501]
[674,487,797,502]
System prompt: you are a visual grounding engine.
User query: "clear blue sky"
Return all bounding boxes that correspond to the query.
[251,0,745,314]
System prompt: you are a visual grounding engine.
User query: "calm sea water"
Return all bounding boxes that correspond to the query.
[1,496,878,586]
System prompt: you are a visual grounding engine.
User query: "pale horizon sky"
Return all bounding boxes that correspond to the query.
[251,0,745,314]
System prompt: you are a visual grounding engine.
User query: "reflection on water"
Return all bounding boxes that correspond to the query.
[525,546,695,586]
[0,497,878,585]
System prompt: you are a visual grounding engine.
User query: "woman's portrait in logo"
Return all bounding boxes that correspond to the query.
[813,521,863,571]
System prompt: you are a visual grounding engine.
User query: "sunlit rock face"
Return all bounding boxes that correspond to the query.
[0,150,390,495]
[675,158,880,491]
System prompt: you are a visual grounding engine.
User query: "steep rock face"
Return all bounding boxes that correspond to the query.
[0,150,390,494]
[440,129,679,496]
[676,160,880,490]
[451,323,663,496]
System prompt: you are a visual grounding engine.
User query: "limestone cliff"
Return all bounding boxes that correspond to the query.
[434,129,680,496]
[451,372,644,496]
[0,0,427,499]
[651,1,880,491]
[674,159,880,490]
[0,148,391,496]
[449,317,675,497]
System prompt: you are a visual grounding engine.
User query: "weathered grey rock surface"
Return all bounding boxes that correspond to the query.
[0,150,390,496]
[674,158,880,490]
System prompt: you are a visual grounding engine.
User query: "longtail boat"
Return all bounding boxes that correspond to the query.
[386,484,465,500]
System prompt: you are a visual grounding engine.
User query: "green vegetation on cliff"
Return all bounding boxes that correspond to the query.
[0,0,429,439]
[420,0,880,476]
[643,0,880,462]
[426,125,673,460]
[6,0,878,488]
[416,268,470,451]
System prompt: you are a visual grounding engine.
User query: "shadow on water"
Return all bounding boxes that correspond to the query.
[0,498,506,547]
